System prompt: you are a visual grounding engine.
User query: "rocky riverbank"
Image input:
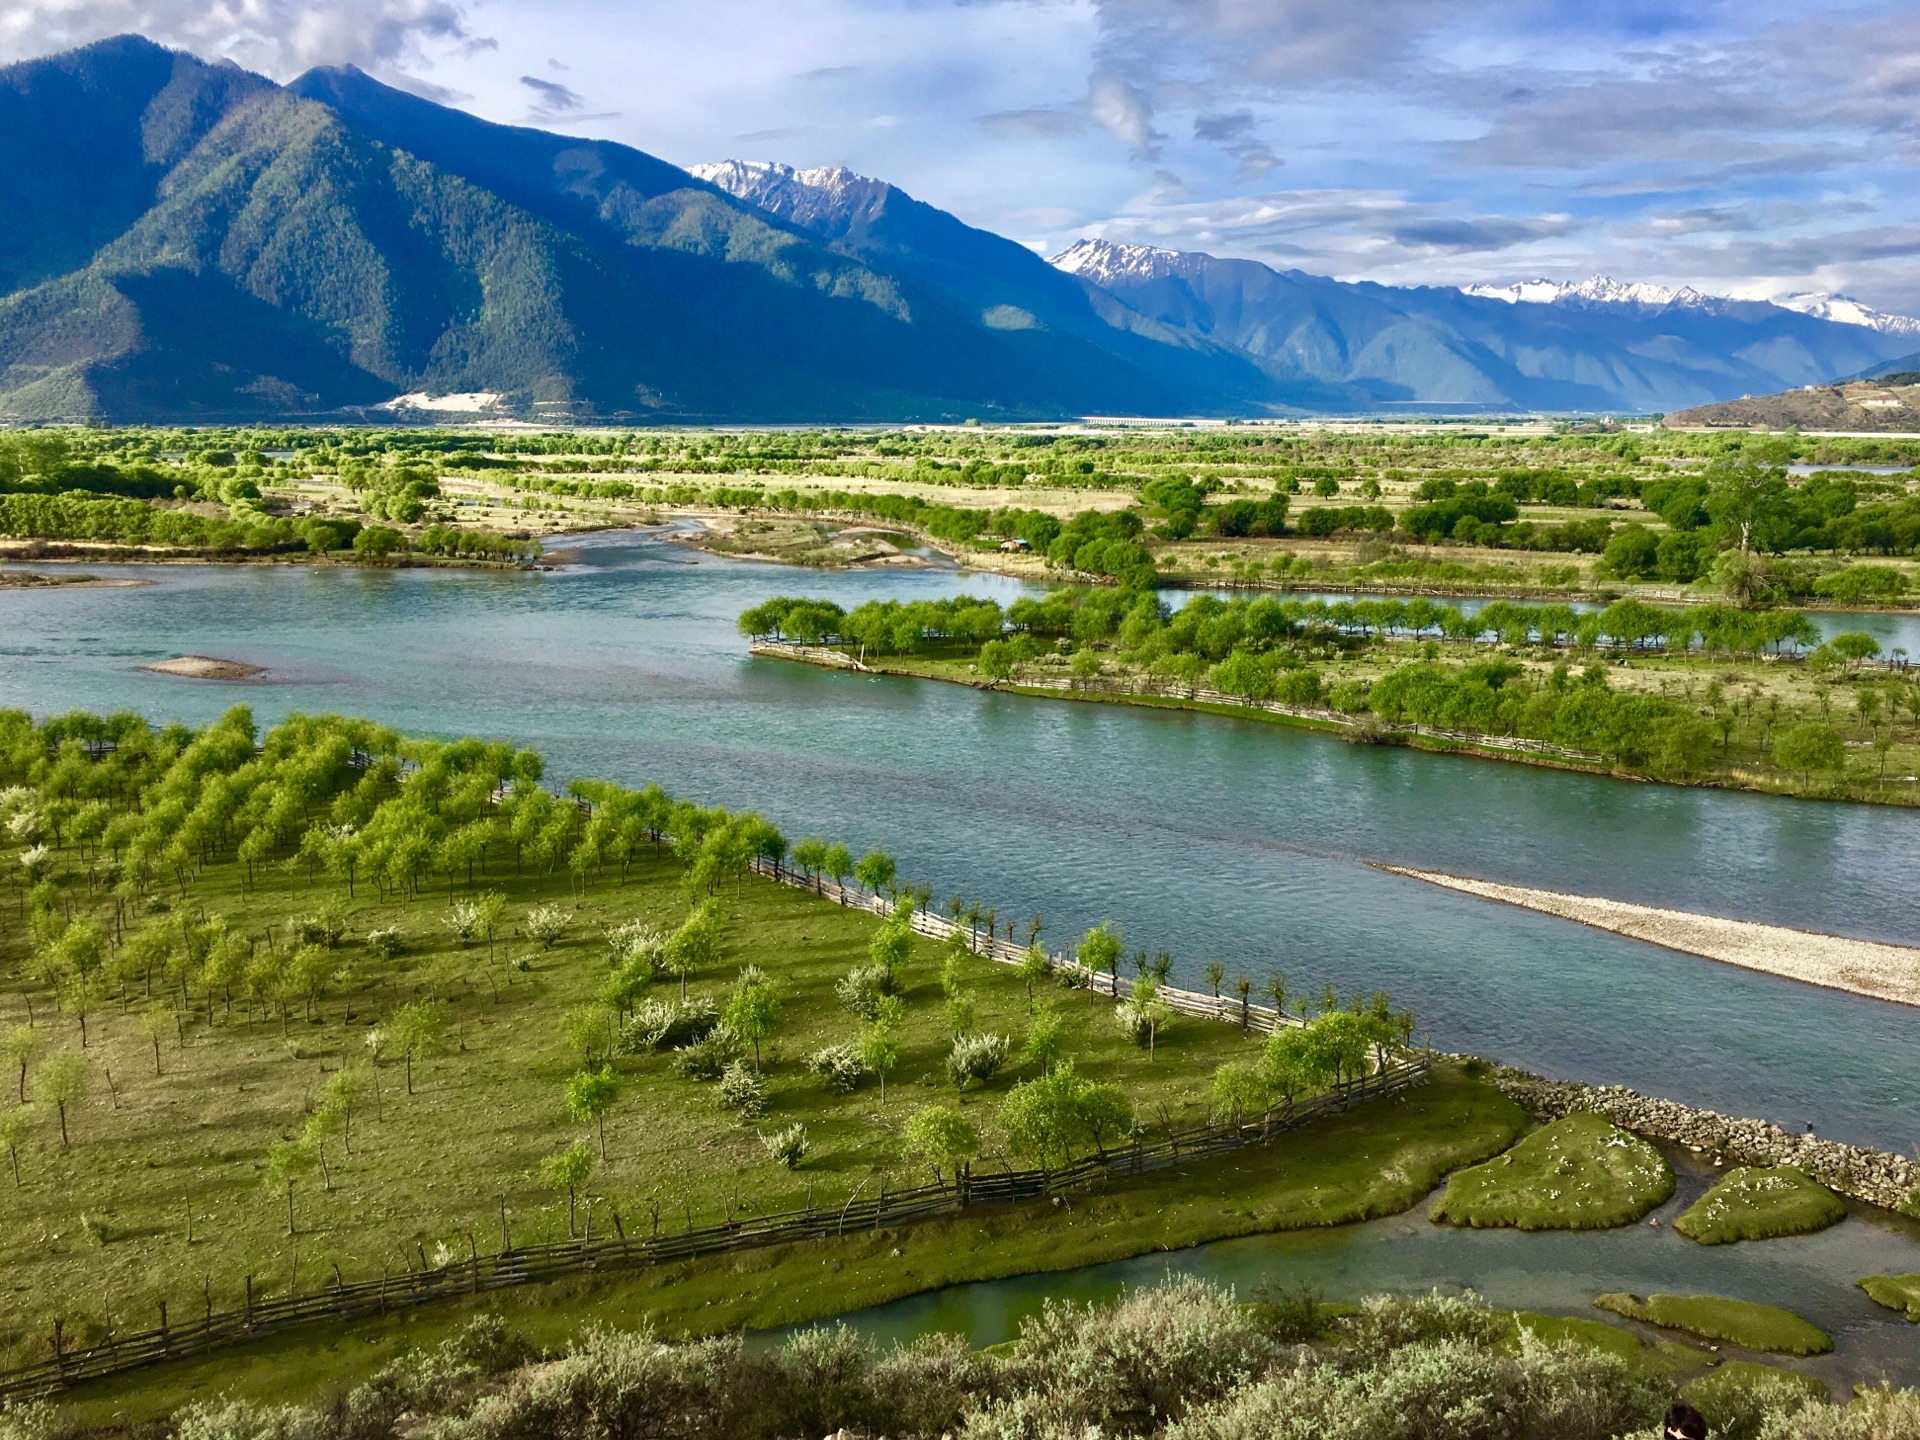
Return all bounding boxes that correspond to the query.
[1489,1066,1919,1214]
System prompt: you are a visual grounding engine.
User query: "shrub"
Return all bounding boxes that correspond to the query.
[946,1032,1011,1090]
[760,1123,807,1168]
[835,964,890,1019]
[670,1028,737,1081]
[291,904,346,948]
[619,997,717,1054]
[717,1059,768,1118]
[365,926,405,961]
[807,1043,867,1093]
[523,905,571,950]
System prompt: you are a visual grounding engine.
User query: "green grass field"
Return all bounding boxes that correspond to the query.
[49,1063,1523,1422]
[0,847,1300,1368]
[1595,1294,1834,1356]
[1427,1111,1674,1230]
[1673,1165,1847,1245]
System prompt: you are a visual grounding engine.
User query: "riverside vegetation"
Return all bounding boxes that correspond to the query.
[740,583,1920,804]
[7,424,1920,608]
[8,1280,1916,1440]
[0,704,1530,1394]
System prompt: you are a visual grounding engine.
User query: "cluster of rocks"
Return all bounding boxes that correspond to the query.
[1490,1066,1918,1213]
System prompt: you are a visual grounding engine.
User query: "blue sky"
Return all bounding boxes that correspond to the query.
[6,0,1920,310]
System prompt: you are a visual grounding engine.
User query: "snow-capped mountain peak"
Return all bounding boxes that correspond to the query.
[1459,275,1920,336]
[1460,275,1715,309]
[690,159,892,224]
[1049,238,1195,284]
[1768,291,1920,339]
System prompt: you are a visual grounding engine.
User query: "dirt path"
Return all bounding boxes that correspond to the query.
[1380,865,1920,1008]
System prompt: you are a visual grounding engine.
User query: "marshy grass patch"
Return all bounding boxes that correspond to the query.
[1859,1273,1920,1321]
[1673,1164,1846,1245]
[1595,1293,1833,1357]
[1503,1311,1710,1379]
[1427,1111,1674,1230]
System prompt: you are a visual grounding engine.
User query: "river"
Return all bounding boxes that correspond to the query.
[3,531,1918,1153]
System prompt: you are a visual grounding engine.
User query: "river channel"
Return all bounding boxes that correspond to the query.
[3,531,1919,1155]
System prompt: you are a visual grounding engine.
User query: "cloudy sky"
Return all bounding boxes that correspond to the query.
[6,0,1920,310]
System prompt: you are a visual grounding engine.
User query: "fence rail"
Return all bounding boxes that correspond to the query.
[0,1043,1423,1398]
[748,857,1299,1034]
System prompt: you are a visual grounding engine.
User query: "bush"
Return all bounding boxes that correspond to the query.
[669,1028,737,1080]
[717,1059,768,1118]
[523,905,571,950]
[365,926,405,961]
[807,1043,867,1093]
[835,963,890,1019]
[292,905,346,947]
[619,997,717,1054]
[946,1032,1012,1090]
[760,1122,808,1168]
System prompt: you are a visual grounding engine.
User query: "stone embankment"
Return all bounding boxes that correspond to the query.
[1490,1067,1918,1214]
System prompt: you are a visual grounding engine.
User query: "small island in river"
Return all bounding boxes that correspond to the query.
[139,654,267,681]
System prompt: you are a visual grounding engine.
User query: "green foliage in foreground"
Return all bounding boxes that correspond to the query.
[1595,1293,1834,1357]
[31,1282,1902,1440]
[1428,1112,1674,1231]
[1682,1361,1832,1439]
[1673,1165,1847,1245]
[1860,1273,1920,1321]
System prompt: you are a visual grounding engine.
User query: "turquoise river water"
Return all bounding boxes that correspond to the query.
[2,530,1917,1157]
[6,530,1920,1383]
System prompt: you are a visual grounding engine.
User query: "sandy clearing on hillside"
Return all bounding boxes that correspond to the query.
[1381,865,1920,1008]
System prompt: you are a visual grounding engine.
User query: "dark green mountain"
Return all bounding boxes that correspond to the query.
[0,37,1321,422]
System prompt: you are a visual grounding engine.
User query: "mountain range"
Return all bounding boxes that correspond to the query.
[0,35,1914,423]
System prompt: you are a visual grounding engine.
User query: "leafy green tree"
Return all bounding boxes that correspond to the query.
[0,1106,32,1184]
[823,844,854,899]
[565,1065,622,1158]
[36,1051,87,1148]
[1077,924,1121,1003]
[1210,1060,1271,1127]
[265,1140,317,1234]
[562,1003,611,1065]
[318,1066,368,1155]
[388,1000,448,1095]
[852,850,897,897]
[903,1105,979,1184]
[138,1003,173,1075]
[998,1061,1133,1170]
[1830,632,1882,668]
[791,836,829,891]
[722,966,781,1069]
[1704,459,1792,554]
[1023,1002,1065,1075]
[859,997,904,1104]
[1774,721,1846,788]
[1017,943,1052,1011]
[869,918,915,989]
[540,1141,595,1236]
[3,1024,45,1104]
[664,900,721,999]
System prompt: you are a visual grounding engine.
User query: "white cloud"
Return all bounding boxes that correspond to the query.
[0,0,476,75]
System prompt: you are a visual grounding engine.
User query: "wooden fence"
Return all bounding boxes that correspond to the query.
[748,857,1301,1034]
[0,1050,1423,1399]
